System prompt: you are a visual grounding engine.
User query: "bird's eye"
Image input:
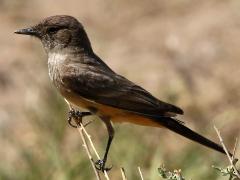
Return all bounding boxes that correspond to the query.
[47,27,60,33]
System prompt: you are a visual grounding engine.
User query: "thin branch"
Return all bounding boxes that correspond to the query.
[81,124,110,180]
[233,138,239,159]
[214,126,240,178]
[120,167,127,180]
[138,167,144,180]
[81,124,101,159]
[65,100,110,179]
[75,123,101,180]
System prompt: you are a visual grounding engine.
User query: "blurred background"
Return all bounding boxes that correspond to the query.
[0,0,240,179]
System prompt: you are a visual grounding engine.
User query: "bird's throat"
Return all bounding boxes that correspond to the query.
[48,51,68,88]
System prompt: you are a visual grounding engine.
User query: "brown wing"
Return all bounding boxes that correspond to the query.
[61,66,183,117]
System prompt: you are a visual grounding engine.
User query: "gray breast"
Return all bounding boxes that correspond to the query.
[48,52,68,88]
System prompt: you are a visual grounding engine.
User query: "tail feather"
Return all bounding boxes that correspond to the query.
[149,116,232,156]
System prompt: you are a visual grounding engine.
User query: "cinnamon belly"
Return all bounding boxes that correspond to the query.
[61,88,163,128]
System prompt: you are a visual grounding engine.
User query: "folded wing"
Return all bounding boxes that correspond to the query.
[62,66,183,117]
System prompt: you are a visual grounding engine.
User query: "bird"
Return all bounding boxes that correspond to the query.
[15,15,231,171]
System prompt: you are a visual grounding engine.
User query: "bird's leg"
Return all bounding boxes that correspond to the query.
[95,118,114,172]
[68,109,92,128]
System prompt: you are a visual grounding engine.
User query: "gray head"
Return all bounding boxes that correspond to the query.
[15,15,92,53]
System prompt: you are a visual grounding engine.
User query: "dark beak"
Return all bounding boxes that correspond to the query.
[14,27,39,36]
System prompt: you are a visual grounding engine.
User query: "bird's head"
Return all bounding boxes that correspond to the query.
[15,15,92,53]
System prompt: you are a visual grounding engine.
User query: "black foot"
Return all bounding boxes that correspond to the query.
[68,109,92,128]
[95,159,112,172]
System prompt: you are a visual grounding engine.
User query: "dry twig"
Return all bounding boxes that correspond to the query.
[121,167,127,180]
[138,166,144,180]
[65,101,110,179]
[75,123,101,180]
[214,126,240,179]
[233,138,239,159]
[81,122,110,179]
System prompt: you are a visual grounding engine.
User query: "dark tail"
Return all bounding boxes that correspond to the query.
[149,116,233,156]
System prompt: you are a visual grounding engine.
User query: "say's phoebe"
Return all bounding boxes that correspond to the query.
[15,15,232,171]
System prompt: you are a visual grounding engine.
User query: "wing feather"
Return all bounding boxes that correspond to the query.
[61,66,183,117]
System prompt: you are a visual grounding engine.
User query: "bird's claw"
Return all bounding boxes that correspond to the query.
[68,117,78,128]
[95,159,112,172]
[68,109,92,128]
